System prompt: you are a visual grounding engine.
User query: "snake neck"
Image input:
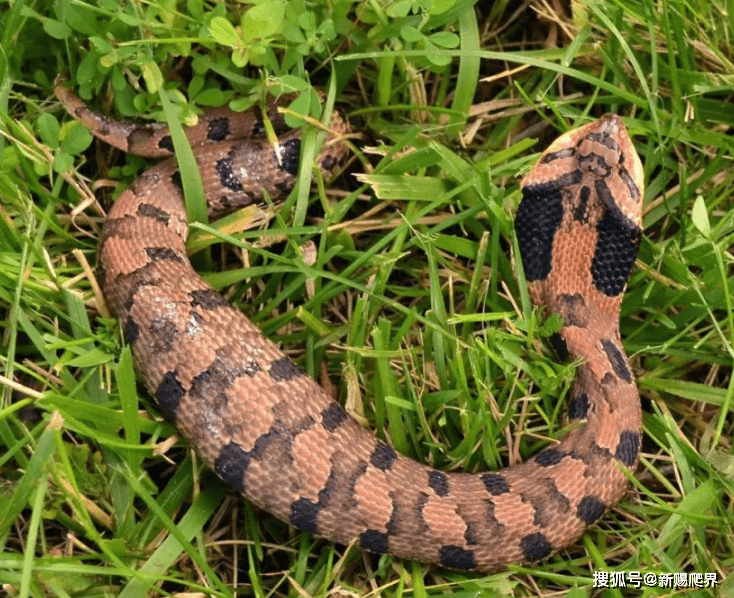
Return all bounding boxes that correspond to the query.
[561,319,642,461]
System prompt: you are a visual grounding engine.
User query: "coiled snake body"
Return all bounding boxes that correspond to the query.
[58,84,643,572]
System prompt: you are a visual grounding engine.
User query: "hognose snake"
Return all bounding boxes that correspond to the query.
[57,82,643,572]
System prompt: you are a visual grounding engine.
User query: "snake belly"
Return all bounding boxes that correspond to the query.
[58,83,644,572]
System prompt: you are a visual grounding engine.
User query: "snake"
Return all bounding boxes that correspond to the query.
[56,82,644,572]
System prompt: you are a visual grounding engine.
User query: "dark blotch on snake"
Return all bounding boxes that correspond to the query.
[428,470,449,497]
[615,430,640,466]
[535,448,566,467]
[370,443,397,471]
[360,529,389,554]
[290,497,321,534]
[439,545,476,570]
[268,357,303,382]
[576,495,607,524]
[156,370,185,420]
[321,403,348,432]
[207,117,230,141]
[520,532,552,561]
[481,473,510,496]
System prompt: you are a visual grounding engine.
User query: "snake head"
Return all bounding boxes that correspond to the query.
[572,114,644,230]
[522,114,644,231]
[517,114,645,306]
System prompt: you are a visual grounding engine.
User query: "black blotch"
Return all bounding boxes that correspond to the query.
[158,135,173,152]
[525,168,584,197]
[96,264,106,291]
[190,289,230,310]
[594,177,615,209]
[149,318,178,353]
[464,522,478,546]
[527,478,571,528]
[535,448,565,466]
[578,151,611,177]
[191,351,260,398]
[290,497,321,534]
[345,460,369,505]
[248,428,282,461]
[485,501,504,531]
[481,473,509,495]
[576,495,607,524]
[615,430,640,466]
[428,470,449,497]
[576,185,591,221]
[601,372,617,386]
[588,131,619,151]
[156,370,184,420]
[216,154,243,192]
[520,532,552,561]
[114,266,161,314]
[268,357,303,382]
[549,333,569,361]
[190,359,234,406]
[213,441,250,491]
[618,165,641,201]
[540,147,574,163]
[122,285,136,310]
[275,180,293,197]
[591,206,641,297]
[523,169,582,195]
[252,118,265,137]
[370,442,396,471]
[568,393,588,419]
[207,117,230,141]
[137,203,170,224]
[320,153,337,172]
[170,170,183,194]
[316,465,339,505]
[557,292,587,327]
[145,247,183,262]
[101,214,137,242]
[439,545,476,570]
[289,413,317,436]
[278,138,301,176]
[515,187,564,282]
[321,403,348,432]
[360,529,389,554]
[571,441,614,470]
[386,496,401,536]
[414,492,430,534]
[601,338,632,382]
[529,499,548,528]
[124,316,139,343]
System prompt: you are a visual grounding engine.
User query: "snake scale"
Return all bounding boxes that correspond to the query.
[57,82,644,572]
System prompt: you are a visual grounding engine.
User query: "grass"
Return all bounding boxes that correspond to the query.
[0,0,733,597]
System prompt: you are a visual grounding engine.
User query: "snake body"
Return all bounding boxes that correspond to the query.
[58,84,643,572]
